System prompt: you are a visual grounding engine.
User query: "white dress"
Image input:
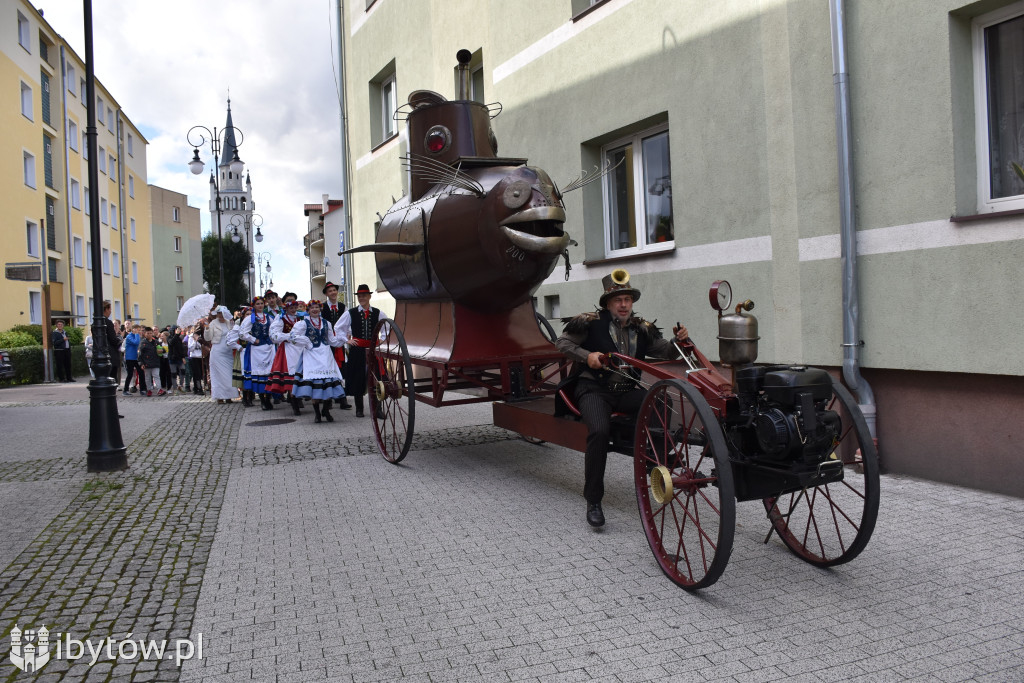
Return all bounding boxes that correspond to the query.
[239,311,276,393]
[204,319,236,401]
[291,316,345,400]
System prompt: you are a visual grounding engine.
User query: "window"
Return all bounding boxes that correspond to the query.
[974,2,1024,212]
[114,301,121,320]
[23,151,36,188]
[98,146,106,173]
[112,251,120,276]
[174,236,182,252]
[172,207,180,222]
[571,0,607,19]
[106,107,114,132]
[174,266,183,282]
[131,260,138,284]
[29,291,41,325]
[69,120,78,151]
[101,198,108,225]
[128,175,135,197]
[101,248,110,274]
[27,221,39,257]
[17,11,30,52]
[80,78,86,99]
[73,236,83,267]
[127,133,134,157]
[130,217,136,241]
[601,123,673,256]
[133,303,139,319]
[84,186,90,215]
[110,203,118,229]
[108,155,116,179]
[76,295,86,325]
[70,179,81,209]
[67,65,76,96]
[97,96,103,117]
[369,62,398,147]
[20,82,32,120]
[86,241,92,269]
[82,131,88,159]
[176,296,184,311]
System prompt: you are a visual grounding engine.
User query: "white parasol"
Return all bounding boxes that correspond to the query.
[176,293,216,328]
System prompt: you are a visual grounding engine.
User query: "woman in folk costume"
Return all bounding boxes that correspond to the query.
[239,297,277,410]
[230,308,250,404]
[291,299,346,423]
[266,295,304,415]
[203,305,236,404]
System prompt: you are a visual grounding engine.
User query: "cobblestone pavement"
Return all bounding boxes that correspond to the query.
[1,380,1023,682]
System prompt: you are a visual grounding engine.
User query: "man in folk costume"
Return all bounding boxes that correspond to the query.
[555,271,690,529]
[320,281,352,410]
[267,295,304,415]
[239,297,277,410]
[291,299,346,423]
[264,289,281,318]
[335,284,389,418]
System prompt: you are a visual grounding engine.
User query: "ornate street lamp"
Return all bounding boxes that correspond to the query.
[230,213,264,296]
[254,252,272,293]
[186,123,244,303]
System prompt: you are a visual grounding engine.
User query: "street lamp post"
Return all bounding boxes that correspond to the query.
[186,125,244,303]
[253,252,272,293]
[230,212,263,296]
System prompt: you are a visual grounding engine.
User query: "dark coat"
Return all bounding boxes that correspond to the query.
[138,339,161,367]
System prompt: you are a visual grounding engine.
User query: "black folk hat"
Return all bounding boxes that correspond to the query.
[322,281,339,294]
[355,284,372,295]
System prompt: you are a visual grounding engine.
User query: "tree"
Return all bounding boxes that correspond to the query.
[201,233,251,311]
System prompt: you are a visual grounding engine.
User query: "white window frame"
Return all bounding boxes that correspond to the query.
[110,203,118,230]
[130,217,136,241]
[82,131,88,160]
[17,11,30,52]
[174,236,182,252]
[20,81,33,120]
[174,266,183,282]
[98,146,105,174]
[86,241,92,269]
[80,78,86,100]
[973,1,1024,213]
[176,296,184,312]
[102,248,110,274]
[70,179,81,210]
[84,186,90,215]
[100,198,108,225]
[114,301,121,320]
[127,133,134,157]
[128,175,135,197]
[108,154,116,178]
[69,120,79,151]
[76,295,86,325]
[73,236,83,267]
[600,122,674,258]
[172,207,180,222]
[112,251,120,277]
[29,291,42,325]
[67,65,77,96]
[23,151,36,188]
[107,107,114,132]
[27,221,40,258]
[381,74,397,141]
[132,260,138,284]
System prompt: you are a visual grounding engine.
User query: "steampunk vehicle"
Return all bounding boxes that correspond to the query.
[347,52,879,590]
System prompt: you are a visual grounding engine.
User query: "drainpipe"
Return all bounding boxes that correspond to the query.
[830,0,877,442]
[59,46,76,324]
[336,1,354,308]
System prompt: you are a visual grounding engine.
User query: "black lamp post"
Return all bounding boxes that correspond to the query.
[230,212,263,296]
[186,126,244,303]
[83,0,126,471]
[253,252,272,293]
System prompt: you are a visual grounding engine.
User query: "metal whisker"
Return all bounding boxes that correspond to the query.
[561,157,624,195]
[403,154,485,196]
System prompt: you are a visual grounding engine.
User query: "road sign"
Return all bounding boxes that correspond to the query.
[5,262,42,281]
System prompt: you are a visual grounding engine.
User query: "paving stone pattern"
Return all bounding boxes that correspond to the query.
[1,387,1023,682]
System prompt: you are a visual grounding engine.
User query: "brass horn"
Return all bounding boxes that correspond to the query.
[611,268,630,286]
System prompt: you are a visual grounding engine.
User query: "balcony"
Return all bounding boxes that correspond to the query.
[305,226,324,247]
[311,264,326,278]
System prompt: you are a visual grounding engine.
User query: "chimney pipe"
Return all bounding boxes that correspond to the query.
[456,49,472,99]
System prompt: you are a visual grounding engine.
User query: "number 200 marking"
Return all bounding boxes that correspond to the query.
[505,246,526,261]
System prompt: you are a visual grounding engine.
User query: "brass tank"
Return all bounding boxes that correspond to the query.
[718,300,759,365]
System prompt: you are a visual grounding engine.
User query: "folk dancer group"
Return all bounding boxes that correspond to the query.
[200,282,387,424]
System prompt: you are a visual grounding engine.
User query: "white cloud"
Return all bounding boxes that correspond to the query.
[41,0,344,295]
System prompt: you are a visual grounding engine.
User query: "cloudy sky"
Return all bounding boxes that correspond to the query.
[41,0,345,294]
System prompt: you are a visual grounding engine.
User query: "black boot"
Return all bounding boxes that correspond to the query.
[291,396,302,415]
[313,403,322,423]
[322,399,334,422]
[355,395,364,418]
[339,396,351,410]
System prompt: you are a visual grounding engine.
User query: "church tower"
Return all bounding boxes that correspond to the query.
[209,99,255,289]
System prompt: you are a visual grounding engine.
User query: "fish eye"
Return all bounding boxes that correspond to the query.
[425,126,451,154]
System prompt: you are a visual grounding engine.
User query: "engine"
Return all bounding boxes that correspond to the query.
[732,365,841,465]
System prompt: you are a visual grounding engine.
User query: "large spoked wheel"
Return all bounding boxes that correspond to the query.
[535,311,558,344]
[634,379,736,590]
[368,320,416,464]
[762,379,880,567]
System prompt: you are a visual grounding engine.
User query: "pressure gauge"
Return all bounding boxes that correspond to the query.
[709,280,732,311]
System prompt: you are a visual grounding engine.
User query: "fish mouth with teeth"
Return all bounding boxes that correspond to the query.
[499,206,569,254]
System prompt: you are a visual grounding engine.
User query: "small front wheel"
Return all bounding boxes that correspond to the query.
[634,379,736,590]
[368,320,416,464]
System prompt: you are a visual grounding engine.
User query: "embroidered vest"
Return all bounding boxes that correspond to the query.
[349,306,380,341]
[304,318,330,348]
[250,312,271,345]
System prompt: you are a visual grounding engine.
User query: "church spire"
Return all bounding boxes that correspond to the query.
[220,97,240,167]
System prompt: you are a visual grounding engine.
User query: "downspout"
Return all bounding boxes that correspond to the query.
[336,1,355,308]
[116,112,129,319]
[829,0,877,441]
[59,46,76,324]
